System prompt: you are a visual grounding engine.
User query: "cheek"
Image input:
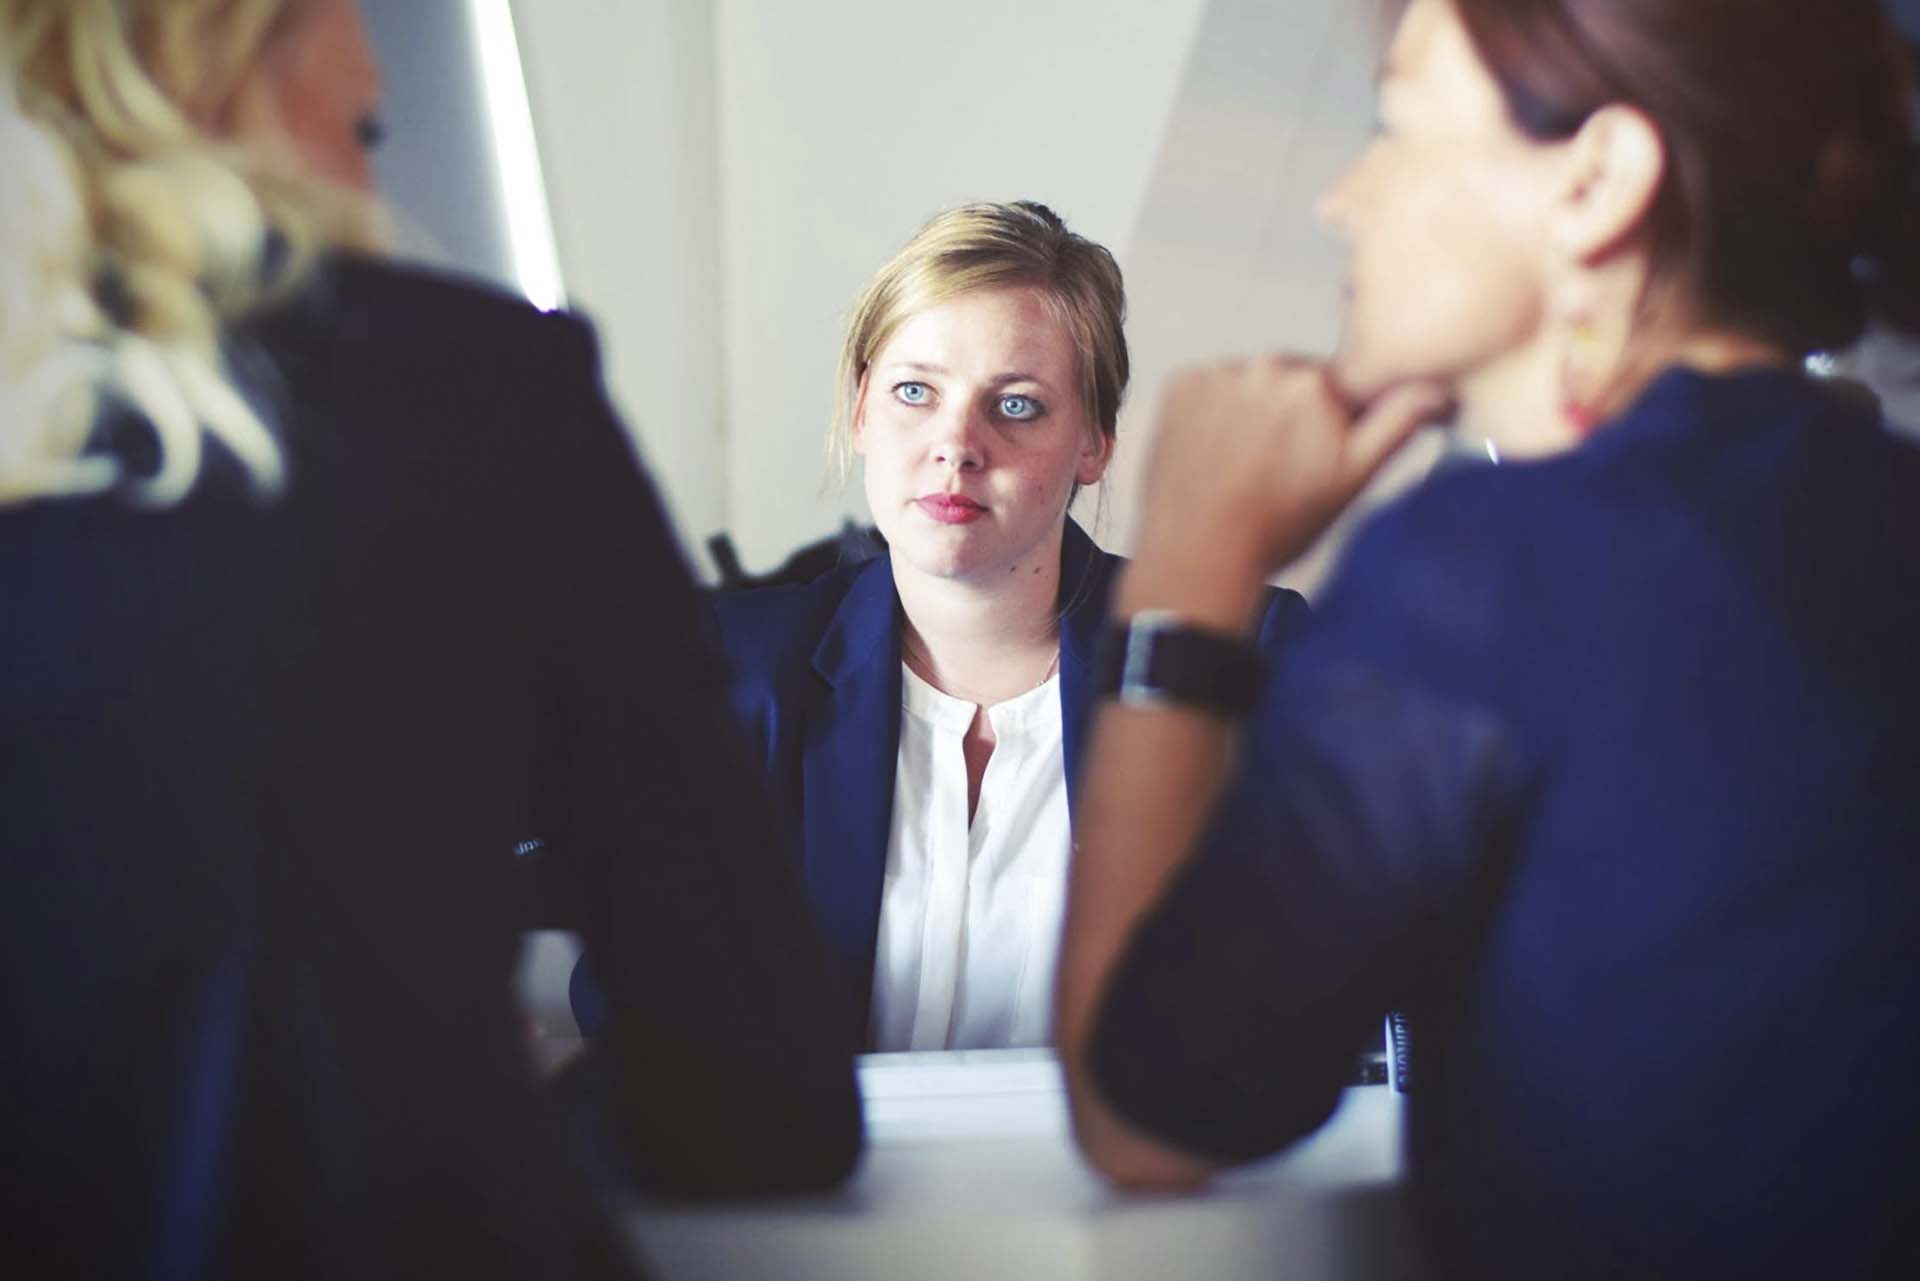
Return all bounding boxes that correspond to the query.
[1389,219,1540,354]
[858,437,901,506]
[859,455,910,545]
[879,411,930,465]
[260,48,375,191]
[1342,156,1548,391]
[292,102,373,189]
[1004,440,1085,514]
[857,421,924,529]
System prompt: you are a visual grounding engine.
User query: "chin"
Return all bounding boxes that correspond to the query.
[1332,332,1468,410]
[1328,344,1394,407]
[890,524,997,581]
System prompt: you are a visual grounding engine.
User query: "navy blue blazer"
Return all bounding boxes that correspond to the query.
[3,259,859,1281]
[708,519,1310,1042]
[1089,368,1920,1279]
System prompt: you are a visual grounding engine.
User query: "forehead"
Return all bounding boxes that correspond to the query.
[874,285,1079,383]
[1380,0,1506,119]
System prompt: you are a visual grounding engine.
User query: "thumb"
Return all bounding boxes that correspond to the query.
[1345,380,1452,482]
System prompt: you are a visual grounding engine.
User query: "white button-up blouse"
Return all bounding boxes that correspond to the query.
[867,664,1072,1052]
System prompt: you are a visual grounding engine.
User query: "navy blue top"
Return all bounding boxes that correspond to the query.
[1,259,860,1281]
[577,521,1310,1045]
[1090,368,1920,1279]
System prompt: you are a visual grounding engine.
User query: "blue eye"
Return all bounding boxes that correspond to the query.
[893,381,932,405]
[998,394,1041,421]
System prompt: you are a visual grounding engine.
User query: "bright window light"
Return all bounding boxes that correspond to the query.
[467,0,565,312]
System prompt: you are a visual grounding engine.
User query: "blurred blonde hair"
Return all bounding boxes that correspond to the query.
[829,200,1129,478]
[0,0,379,508]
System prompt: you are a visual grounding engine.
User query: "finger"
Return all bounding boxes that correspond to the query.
[1257,352,1319,377]
[1321,360,1369,415]
[1345,380,1453,481]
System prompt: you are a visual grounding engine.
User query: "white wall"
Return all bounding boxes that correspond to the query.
[364,2,519,294]
[510,0,728,547]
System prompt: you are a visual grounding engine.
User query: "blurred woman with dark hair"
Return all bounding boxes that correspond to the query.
[1058,0,1920,1276]
[1,3,858,1277]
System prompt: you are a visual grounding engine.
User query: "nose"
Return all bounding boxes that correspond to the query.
[1316,153,1361,233]
[930,402,986,471]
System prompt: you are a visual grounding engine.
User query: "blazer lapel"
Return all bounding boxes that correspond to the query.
[1057,520,1117,813]
[803,555,904,1038]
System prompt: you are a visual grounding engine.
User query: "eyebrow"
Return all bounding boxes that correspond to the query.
[879,361,1056,389]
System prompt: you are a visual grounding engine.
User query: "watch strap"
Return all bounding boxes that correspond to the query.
[1094,610,1265,716]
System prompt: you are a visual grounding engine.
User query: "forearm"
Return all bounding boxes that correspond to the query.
[590,718,863,1193]
[1058,358,1442,1184]
[1056,551,1269,1187]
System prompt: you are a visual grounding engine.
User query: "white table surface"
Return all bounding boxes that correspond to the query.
[613,1049,1431,1281]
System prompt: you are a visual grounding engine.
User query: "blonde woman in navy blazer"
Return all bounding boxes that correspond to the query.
[574,203,1306,1050]
[714,514,1306,1048]
[738,202,1308,1051]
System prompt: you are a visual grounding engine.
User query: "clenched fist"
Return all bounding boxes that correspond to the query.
[1136,358,1450,582]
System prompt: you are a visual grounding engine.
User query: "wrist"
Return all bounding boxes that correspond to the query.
[1116,540,1270,634]
[1095,610,1266,716]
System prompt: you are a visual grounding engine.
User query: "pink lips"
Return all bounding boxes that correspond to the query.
[915,493,987,525]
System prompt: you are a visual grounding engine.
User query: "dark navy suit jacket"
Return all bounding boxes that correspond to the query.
[1090,368,1920,1279]
[705,520,1310,1042]
[2,259,860,1281]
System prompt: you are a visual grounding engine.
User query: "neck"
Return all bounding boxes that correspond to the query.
[894,525,1065,707]
[1658,329,1792,380]
[1459,319,1791,459]
[1457,336,1573,460]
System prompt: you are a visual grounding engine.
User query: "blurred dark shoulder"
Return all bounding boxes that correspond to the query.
[216,254,662,569]
[246,254,598,377]
[236,256,612,462]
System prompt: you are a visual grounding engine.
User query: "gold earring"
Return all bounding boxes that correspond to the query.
[1558,322,1603,437]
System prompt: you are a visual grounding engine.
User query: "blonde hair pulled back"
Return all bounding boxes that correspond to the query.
[0,0,376,508]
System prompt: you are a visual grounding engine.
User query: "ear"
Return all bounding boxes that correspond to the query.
[1075,427,1115,486]
[1551,104,1667,266]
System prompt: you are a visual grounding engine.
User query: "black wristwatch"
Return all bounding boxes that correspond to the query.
[1094,610,1265,716]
